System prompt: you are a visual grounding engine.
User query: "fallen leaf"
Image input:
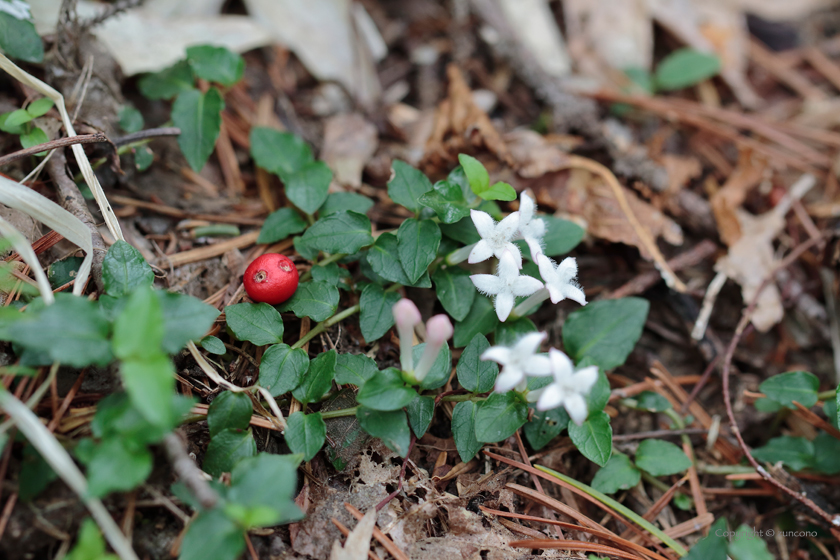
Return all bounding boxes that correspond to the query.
[710,149,768,246]
[321,114,379,188]
[330,508,377,560]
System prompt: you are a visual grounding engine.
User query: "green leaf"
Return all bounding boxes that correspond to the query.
[536,216,584,257]
[318,192,374,217]
[118,105,144,133]
[292,349,336,405]
[751,436,815,471]
[91,392,191,444]
[406,395,435,438]
[727,524,774,560]
[753,397,782,413]
[480,181,517,201]
[359,283,400,342]
[227,453,303,525]
[4,108,32,130]
[628,391,672,412]
[311,262,349,288]
[121,354,176,427]
[813,432,840,475]
[418,179,471,224]
[494,317,537,347]
[474,392,528,443]
[134,146,154,171]
[432,266,475,322]
[47,256,83,289]
[451,401,482,462]
[172,87,224,172]
[568,410,612,467]
[102,240,154,297]
[113,287,163,360]
[81,437,153,497]
[67,518,118,560]
[356,407,411,457]
[388,160,432,213]
[396,219,440,284]
[439,216,480,245]
[204,428,257,477]
[523,406,569,451]
[562,297,649,369]
[584,365,610,414]
[655,48,721,91]
[285,412,326,462]
[366,233,429,287]
[456,333,497,393]
[458,154,489,194]
[335,353,378,386]
[20,127,48,151]
[635,439,691,476]
[411,342,452,390]
[249,127,313,176]
[6,294,112,367]
[453,295,499,348]
[19,444,57,502]
[225,302,283,346]
[259,343,309,397]
[683,518,727,560]
[591,453,641,494]
[138,60,195,100]
[283,161,332,215]
[201,336,226,354]
[26,98,53,118]
[257,207,307,244]
[207,391,253,437]
[157,292,220,354]
[300,211,373,254]
[759,371,819,409]
[277,281,339,322]
[356,367,418,411]
[179,509,244,560]
[0,13,43,63]
[186,45,244,86]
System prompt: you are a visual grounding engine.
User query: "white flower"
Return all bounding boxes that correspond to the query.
[471,251,544,321]
[537,254,586,305]
[468,209,522,268]
[0,0,31,20]
[514,192,546,258]
[481,331,552,392]
[530,348,599,425]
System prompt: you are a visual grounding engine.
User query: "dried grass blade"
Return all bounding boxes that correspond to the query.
[509,538,646,560]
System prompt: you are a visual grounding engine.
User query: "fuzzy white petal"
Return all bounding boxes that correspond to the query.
[545,283,563,304]
[470,210,496,238]
[468,240,495,264]
[574,366,600,393]
[496,212,520,240]
[561,284,587,305]
[495,368,524,392]
[481,346,512,365]
[549,348,575,379]
[495,250,520,281]
[564,394,589,425]
[525,236,544,260]
[537,254,557,283]
[494,292,515,321]
[524,354,552,376]
[470,273,503,295]
[511,275,544,297]
[557,257,578,281]
[519,193,536,223]
[536,383,565,411]
[495,243,523,268]
[513,332,546,356]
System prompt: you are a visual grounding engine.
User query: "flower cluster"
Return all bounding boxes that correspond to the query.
[468,192,586,321]
[392,298,453,383]
[481,331,598,425]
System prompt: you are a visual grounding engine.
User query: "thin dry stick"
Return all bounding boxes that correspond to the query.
[513,430,563,539]
[721,233,840,531]
[162,432,217,510]
[0,132,107,166]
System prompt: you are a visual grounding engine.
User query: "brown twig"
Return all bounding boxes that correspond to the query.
[0,132,106,167]
[375,435,416,511]
[162,432,218,510]
[112,127,181,147]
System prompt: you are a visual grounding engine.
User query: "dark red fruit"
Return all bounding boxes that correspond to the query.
[243,254,299,305]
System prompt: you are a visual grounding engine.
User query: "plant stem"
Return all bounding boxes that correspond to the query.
[299,252,347,282]
[509,288,549,320]
[320,406,359,419]
[697,464,756,475]
[817,389,837,401]
[440,393,484,403]
[292,305,360,349]
[445,243,475,265]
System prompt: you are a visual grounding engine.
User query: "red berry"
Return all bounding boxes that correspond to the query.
[243,254,299,305]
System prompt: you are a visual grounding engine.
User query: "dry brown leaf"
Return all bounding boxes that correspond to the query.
[330,508,377,560]
[321,113,379,187]
[658,154,702,193]
[710,149,768,246]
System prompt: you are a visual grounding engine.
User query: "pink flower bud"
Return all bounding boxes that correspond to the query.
[413,315,453,382]
[392,299,421,373]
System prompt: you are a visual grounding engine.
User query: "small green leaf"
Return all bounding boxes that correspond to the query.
[396,218,440,284]
[138,60,195,100]
[284,161,332,215]
[458,154,489,195]
[186,45,245,86]
[412,342,452,390]
[388,160,432,213]
[751,436,814,471]
[406,395,435,438]
[635,439,692,476]
[356,367,418,411]
[813,431,840,475]
[277,281,339,322]
[157,292,220,354]
[523,406,569,451]
[534,216,584,257]
[113,287,164,360]
[334,353,378,386]
[66,518,118,560]
[727,524,774,560]
[285,412,326,462]
[3,108,32,129]
[563,297,649,369]
[91,392,193,444]
[228,453,303,525]
[418,179,471,224]
[568,410,612,467]
[81,438,153,497]
[20,127,48,150]
[366,233,429,287]
[439,216,480,245]
[318,192,374,217]
[627,391,672,412]
[249,127,313,176]
[118,105,144,133]
[300,211,373,255]
[591,453,641,494]
[207,391,253,437]
[172,87,224,172]
[259,343,309,397]
[456,333,497,393]
[683,518,727,560]
[453,295,499,348]
[26,98,53,118]
[179,509,244,560]
[47,256,83,289]
[451,401,482,462]
[359,283,400,342]
[311,262,349,288]
[225,302,284,346]
[759,371,820,409]
[474,392,528,443]
[257,208,307,244]
[102,240,154,297]
[655,48,721,91]
[0,14,44,63]
[203,428,257,477]
[480,181,516,201]
[121,354,176,427]
[292,349,336,405]
[432,266,475,322]
[356,407,411,457]
[134,146,154,171]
